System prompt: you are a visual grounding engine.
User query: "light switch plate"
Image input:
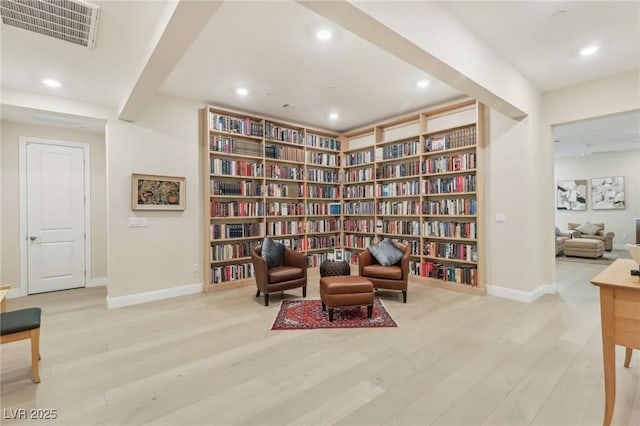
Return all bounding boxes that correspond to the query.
[496,213,506,223]
[129,217,148,227]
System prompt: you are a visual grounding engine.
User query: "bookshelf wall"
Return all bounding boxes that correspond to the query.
[203,99,484,295]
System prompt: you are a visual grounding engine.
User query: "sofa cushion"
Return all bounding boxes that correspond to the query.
[576,221,601,236]
[261,237,284,268]
[268,266,304,284]
[368,239,404,266]
[362,264,403,280]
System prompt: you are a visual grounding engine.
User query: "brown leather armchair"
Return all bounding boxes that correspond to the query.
[359,241,410,303]
[250,245,307,306]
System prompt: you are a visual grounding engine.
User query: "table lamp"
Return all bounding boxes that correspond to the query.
[627,244,640,277]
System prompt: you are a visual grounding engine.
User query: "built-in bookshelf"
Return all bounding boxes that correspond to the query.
[203,99,484,295]
[341,99,485,295]
[203,107,342,292]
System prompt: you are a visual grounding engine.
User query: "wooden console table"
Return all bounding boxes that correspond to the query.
[591,259,640,426]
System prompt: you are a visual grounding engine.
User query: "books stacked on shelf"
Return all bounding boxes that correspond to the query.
[345,149,375,165]
[306,134,340,151]
[421,262,478,286]
[210,159,263,177]
[343,184,375,198]
[377,200,420,215]
[344,200,375,215]
[210,223,264,239]
[210,201,264,217]
[422,199,476,216]
[266,164,304,180]
[306,219,341,233]
[306,168,339,183]
[425,126,476,152]
[265,121,304,144]
[423,242,478,262]
[211,263,254,284]
[343,219,375,233]
[209,135,262,156]
[210,180,263,196]
[423,221,477,239]
[265,145,305,162]
[377,181,420,197]
[380,139,420,160]
[306,202,338,216]
[307,184,340,199]
[423,152,476,173]
[329,203,341,215]
[344,167,374,182]
[267,220,305,235]
[307,151,340,167]
[344,250,361,265]
[307,252,336,268]
[423,175,476,194]
[307,235,340,250]
[376,160,421,179]
[377,219,420,236]
[210,114,263,137]
[210,241,255,261]
[267,201,305,216]
[344,234,375,249]
[266,182,304,197]
[272,237,306,251]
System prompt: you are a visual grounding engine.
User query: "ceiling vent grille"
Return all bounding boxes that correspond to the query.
[0,0,99,49]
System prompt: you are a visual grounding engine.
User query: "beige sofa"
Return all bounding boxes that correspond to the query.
[555,228,573,255]
[568,222,615,251]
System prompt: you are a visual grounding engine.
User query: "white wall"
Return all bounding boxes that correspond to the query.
[105,95,202,302]
[555,150,640,247]
[0,121,107,292]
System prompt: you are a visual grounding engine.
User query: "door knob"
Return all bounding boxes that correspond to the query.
[29,236,39,241]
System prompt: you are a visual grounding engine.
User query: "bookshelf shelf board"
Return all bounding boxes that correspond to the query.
[210,256,251,265]
[427,169,477,177]
[378,214,421,218]
[210,236,263,243]
[264,138,304,147]
[423,192,476,197]
[377,194,421,199]
[210,174,264,180]
[342,181,374,186]
[342,214,376,217]
[264,177,305,183]
[376,155,421,165]
[306,163,341,170]
[343,161,375,168]
[413,276,486,296]
[265,196,303,200]
[211,195,264,199]
[209,152,264,161]
[209,130,264,142]
[424,236,478,243]
[343,246,367,251]
[305,145,340,154]
[422,256,477,265]
[423,144,477,156]
[210,216,265,221]
[264,158,305,166]
[268,232,306,237]
[377,136,420,147]
[376,176,421,182]
[306,231,341,236]
[422,214,477,219]
[378,232,419,238]
[343,230,375,235]
[266,215,306,219]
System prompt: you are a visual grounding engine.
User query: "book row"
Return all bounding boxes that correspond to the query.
[265,144,305,162]
[422,198,477,216]
[210,241,255,261]
[267,220,305,235]
[377,200,421,216]
[306,134,340,151]
[343,234,376,249]
[266,164,304,180]
[425,126,476,152]
[423,242,478,262]
[209,135,262,157]
[269,236,340,251]
[265,121,304,144]
[409,261,478,286]
[423,153,476,174]
[343,201,375,215]
[423,175,476,194]
[377,180,421,197]
[307,185,340,199]
[377,220,420,236]
[210,159,263,177]
[210,180,262,197]
[380,140,420,160]
[376,160,421,179]
[210,262,255,284]
[343,184,375,198]
[210,223,264,239]
[306,219,341,233]
[344,167,374,183]
[210,114,263,137]
[307,168,340,183]
[423,221,477,239]
[210,201,264,217]
[306,202,341,216]
[343,219,375,233]
[345,149,375,166]
[307,152,340,167]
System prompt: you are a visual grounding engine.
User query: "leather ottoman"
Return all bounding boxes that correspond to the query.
[319,276,374,322]
[564,238,604,258]
[319,260,351,278]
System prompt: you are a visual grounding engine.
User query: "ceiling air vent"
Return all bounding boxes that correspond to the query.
[0,0,99,49]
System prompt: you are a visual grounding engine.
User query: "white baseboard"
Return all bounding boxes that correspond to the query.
[487,283,557,303]
[106,282,203,309]
[88,277,108,287]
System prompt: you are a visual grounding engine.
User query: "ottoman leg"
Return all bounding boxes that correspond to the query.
[302,286,307,298]
[328,308,334,322]
[367,305,373,318]
[402,290,407,303]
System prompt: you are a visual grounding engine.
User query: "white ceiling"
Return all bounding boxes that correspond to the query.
[1,1,639,158]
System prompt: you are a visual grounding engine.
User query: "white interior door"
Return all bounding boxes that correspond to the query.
[26,142,87,294]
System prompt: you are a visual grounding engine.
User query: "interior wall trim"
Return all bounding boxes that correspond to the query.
[486,283,557,303]
[106,282,202,309]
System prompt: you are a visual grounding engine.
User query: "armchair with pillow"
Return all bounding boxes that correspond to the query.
[568,222,615,251]
[251,237,307,306]
[359,239,410,303]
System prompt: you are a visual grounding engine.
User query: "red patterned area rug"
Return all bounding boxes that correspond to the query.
[271,297,397,330]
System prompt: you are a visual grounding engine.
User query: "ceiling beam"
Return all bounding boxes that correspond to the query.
[297,0,527,120]
[118,0,223,122]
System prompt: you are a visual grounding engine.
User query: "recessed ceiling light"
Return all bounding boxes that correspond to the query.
[236,87,248,96]
[42,78,61,88]
[416,80,430,88]
[329,112,339,120]
[580,45,599,56]
[316,29,333,41]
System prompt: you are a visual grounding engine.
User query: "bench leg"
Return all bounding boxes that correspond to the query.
[30,328,41,383]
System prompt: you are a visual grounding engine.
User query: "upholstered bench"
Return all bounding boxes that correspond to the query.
[0,307,42,383]
[564,238,604,259]
[319,276,374,322]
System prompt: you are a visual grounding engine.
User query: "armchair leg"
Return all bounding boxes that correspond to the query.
[402,291,407,303]
[328,308,334,322]
[302,286,307,298]
[264,293,269,307]
[322,301,326,311]
[256,289,261,297]
[367,305,373,318]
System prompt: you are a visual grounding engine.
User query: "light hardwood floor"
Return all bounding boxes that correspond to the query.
[1,261,639,425]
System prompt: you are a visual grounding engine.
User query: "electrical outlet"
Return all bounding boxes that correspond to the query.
[191,264,199,273]
[496,213,506,223]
